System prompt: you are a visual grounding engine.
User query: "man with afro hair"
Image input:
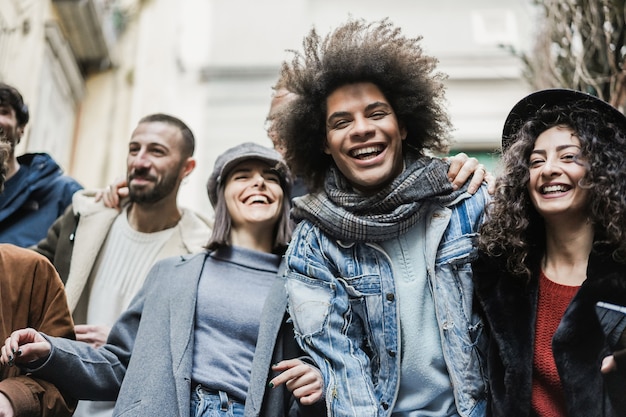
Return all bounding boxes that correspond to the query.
[275,19,489,417]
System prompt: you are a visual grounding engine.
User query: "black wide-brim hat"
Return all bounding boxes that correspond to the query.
[501,88,626,150]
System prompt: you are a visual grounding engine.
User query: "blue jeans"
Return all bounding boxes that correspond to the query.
[190,385,244,417]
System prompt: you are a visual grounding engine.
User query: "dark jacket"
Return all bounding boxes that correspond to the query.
[0,153,82,247]
[32,190,211,311]
[246,261,325,417]
[473,250,626,417]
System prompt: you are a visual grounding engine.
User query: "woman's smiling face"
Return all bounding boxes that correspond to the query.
[224,159,284,231]
[527,125,589,222]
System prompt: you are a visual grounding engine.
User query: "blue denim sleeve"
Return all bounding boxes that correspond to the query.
[285,221,381,417]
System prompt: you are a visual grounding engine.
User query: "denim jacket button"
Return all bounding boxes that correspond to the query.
[388,350,396,357]
[385,293,395,302]
[381,401,389,410]
[442,321,454,330]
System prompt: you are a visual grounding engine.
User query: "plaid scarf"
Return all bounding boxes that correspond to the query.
[292,155,469,242]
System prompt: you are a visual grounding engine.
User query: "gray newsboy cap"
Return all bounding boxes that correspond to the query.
[206,142,292,207]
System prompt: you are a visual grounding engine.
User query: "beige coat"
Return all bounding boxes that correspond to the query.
[34,190,212,312]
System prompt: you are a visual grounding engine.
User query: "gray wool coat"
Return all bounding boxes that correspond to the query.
[29,252,324,417]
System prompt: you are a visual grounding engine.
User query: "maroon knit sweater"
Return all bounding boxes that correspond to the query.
[531,271,580,417]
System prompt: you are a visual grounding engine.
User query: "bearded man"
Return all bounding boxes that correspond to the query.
[33,113,211,417]
[0,83,83,247]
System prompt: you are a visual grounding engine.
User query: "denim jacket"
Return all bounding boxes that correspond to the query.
[285,187,489,417]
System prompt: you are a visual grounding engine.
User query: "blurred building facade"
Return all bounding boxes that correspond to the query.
[0,0,535,215]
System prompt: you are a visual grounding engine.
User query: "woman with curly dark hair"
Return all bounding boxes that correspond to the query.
[273,19,491,417]
[473,89,626,417]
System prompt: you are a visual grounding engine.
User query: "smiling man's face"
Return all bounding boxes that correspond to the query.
[324,82,406,194]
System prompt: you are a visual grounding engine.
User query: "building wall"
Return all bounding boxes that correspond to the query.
[1,0,536,216]
[186,0,536,214]
[0,0,82,171]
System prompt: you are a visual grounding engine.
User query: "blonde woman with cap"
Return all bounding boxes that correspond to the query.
[0,142,324,417]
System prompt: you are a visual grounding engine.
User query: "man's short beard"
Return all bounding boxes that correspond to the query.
[128,173,179,205]
[129,189,166,204]
[0,131,18,155]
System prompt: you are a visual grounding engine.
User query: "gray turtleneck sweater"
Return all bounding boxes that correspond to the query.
[191,245,281,402]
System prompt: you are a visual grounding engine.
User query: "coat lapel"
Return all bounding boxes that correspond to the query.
[473,255,538,412]
[245,274,287,416]
[168,253,207,417]
[64,208,118,312]
[553,254,626,416]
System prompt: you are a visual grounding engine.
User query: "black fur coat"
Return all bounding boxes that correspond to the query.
[473,250,626,417]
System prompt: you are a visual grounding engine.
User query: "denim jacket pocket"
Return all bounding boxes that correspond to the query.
[286,271,334,336]
[337,273,382,297]
[435,232,479,265]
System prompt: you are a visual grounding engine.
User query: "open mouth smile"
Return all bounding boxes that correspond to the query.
[244,194,271,205]
[349,145,384,160]
[540,184,571,194]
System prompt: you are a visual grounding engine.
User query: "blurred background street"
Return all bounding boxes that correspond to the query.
[3,0,622,216]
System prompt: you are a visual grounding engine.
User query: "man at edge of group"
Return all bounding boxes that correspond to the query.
[33,113,211,417]
[0,82,82,247]
[0,139,76,417]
